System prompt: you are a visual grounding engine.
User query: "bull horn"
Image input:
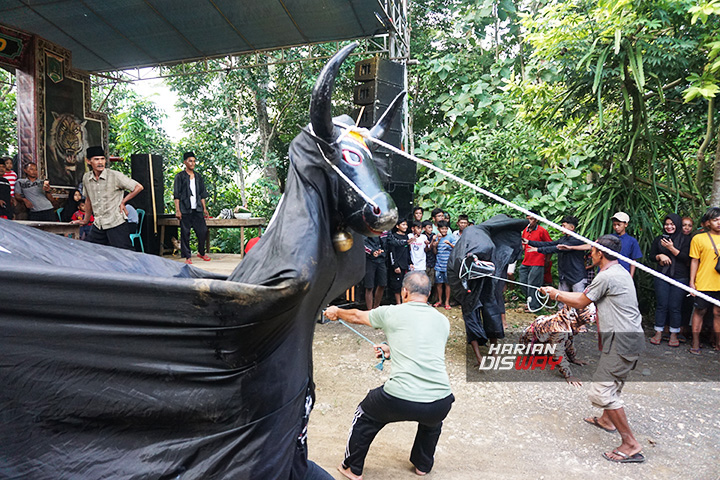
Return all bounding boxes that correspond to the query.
[310,42,359,143]
[369,91,406,140]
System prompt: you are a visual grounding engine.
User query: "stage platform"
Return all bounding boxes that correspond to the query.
[166,253,242,276]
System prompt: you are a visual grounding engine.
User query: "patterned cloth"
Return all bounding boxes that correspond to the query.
[520,305,596,378]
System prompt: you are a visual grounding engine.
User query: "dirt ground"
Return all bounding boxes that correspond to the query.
[307,305,720,480]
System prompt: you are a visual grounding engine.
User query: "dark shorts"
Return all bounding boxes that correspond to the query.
[693,290,720,311]
[364,260,387,289]
[435,269,447,284]
[388,268,407,293]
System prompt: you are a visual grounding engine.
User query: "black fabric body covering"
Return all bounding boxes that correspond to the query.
[0,130,365,479]
[447,214,527,345]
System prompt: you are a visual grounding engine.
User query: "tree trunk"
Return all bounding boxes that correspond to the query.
[696,98,714,192]
[253,66,281,198]
[709,127,720,206]
[234,104,247,207]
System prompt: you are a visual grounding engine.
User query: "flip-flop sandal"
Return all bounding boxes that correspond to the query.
[432,302,442,308]
[668,339,680,347]
[603,450,645,463]
[584,417,617,434]
[444,305,452,310]
[649,337,662,345]
[689,348,701,355]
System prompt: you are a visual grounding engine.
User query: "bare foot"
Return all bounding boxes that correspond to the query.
[338,464,363,480]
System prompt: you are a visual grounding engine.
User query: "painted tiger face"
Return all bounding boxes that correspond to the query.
[50,112,87,171]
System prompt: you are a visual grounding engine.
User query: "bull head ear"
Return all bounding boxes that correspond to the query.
[369,91,406,141]
[310,42,359,144]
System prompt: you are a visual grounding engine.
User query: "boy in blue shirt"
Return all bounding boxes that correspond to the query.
[611,212,643,278]
[433,220,456,310]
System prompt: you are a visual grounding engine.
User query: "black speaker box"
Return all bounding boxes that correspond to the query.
[130,154,164,255]
[386,182,414,221]
[354,57,405,86]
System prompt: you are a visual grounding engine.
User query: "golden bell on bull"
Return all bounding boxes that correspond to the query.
[332,229,354,252]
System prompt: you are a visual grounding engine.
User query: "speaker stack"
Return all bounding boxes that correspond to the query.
[353,57,414,220]
[130,154,165,255]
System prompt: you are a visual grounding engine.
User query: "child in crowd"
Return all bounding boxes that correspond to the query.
[408,221,428,273]
[71,197,94,240]
[386,219,411,305]
[457,214,469,235]
[2,156,16,219]
[433,220,456,310]
[423,220,438,301]
[0,161,11,219]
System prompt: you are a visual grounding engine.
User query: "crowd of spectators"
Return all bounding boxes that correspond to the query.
[363,205,720,356]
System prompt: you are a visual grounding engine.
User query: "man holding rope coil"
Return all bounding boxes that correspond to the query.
[540,234,646,464]
[323,271,454,479]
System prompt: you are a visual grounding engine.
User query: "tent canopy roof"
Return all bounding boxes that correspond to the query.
[1,0,390,72]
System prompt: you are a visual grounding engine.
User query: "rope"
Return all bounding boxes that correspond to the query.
[316,142,379,209]
[334,121,720,309]
[336,319,387,370]
[468,272,558,313]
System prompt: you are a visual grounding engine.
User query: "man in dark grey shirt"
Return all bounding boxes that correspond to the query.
[541,234,646,464]
[15,163,56,221]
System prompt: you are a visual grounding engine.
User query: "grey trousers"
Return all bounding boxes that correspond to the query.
[517,264,544,309]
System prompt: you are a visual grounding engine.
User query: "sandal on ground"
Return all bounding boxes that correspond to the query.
[444,305,451,310]
[584,416,617,434]
[603,450,645,463]
[668,339,680,347]
[649,336,662,345]
[185,258,192,264]
[197,253,211,261]
[432,302,442,308]
[688,347,701,355]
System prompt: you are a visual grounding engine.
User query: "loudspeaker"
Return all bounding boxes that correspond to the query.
[130,154,164,255]
[352,57,414,188]
[386,182,414,221]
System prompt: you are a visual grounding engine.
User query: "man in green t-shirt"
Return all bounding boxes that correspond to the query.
[324,271,454,479]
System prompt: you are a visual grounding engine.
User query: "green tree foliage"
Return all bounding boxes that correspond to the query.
[0,69,16,156]
[412,0,718,260]
[162,47,356,220]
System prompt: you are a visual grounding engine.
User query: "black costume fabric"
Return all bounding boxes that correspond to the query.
[0,129,370,479]
[447,214,527,345]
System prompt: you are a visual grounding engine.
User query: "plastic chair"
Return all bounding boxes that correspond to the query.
[56,207,63,221]
[129,208,145,252]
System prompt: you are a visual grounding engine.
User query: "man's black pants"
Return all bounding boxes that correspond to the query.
[342,386,454,475]
[86,222,133,250]
[180,210,208,258]
[28,208,56,222]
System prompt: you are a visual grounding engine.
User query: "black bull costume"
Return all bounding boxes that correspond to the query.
[447,215,528,345]
[0,43,401,479]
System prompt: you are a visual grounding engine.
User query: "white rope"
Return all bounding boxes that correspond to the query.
[316,142,379,209]
[334,121,720,309]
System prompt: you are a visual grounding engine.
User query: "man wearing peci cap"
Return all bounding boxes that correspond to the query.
[173,152,210,264]
[526,215,589,300]
[80,146,143,250]
[610,212,643,278]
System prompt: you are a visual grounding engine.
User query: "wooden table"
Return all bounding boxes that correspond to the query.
[157,217,266,258]
[16,220,81,238]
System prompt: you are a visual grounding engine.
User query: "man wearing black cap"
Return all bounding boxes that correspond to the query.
[173,152,210,264]
[80,146,143,250]
[526,215,588,300]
